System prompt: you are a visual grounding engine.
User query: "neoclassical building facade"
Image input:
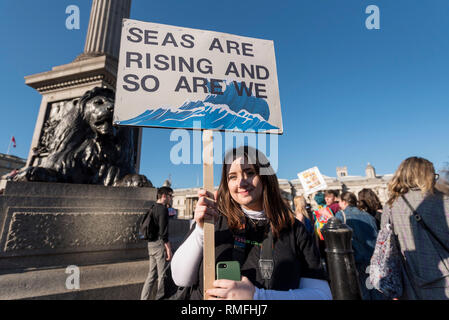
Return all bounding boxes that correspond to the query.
[172,163,393,219]
[0,153,26,177]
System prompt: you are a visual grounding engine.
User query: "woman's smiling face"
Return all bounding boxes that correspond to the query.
[227,157,263,211]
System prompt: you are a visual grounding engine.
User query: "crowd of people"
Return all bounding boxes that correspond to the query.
[144,146,449,300]
[292,157,449,300]
[294,189,383,299]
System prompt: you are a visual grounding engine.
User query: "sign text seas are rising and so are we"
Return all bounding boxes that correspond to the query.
[114,19,283,134]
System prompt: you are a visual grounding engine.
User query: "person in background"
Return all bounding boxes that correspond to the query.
[294,196,314,234]
[167,201,178,219]
[335,192,381,300]
[140,186,174,300]
[358,188,383,230]
[324,190,341,214]
[382,157,449,299]
[312,191,332,264]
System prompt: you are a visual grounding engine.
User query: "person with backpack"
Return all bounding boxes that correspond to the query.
[170,146,332,300]
[140,186,174,300]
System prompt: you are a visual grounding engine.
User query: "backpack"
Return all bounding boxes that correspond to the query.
[138,204,157,241]
[369,214,403,298]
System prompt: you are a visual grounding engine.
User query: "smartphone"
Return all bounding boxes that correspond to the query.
[216,261,241,281]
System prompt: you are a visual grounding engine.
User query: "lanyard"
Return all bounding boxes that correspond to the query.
[232,219,274,289]
[259,228,274,288]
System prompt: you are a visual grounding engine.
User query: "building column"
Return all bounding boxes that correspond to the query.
[83,0,132,60]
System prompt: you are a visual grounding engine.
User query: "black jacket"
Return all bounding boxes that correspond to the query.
[188,214,326,299]
[150,203,169,243]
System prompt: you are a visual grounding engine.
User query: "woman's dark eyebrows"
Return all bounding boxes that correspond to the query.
[228,166,254,175]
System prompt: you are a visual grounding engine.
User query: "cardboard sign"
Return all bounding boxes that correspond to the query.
[297,167,328,195]
[114,19,283,134]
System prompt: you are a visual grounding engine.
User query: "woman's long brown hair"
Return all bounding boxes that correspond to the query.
[216,146,295,238]
[357,188,382,215]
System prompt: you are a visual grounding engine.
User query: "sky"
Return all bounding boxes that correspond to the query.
[1,0,448,189]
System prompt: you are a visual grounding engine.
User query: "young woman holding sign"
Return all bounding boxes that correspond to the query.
[171,146,332,300]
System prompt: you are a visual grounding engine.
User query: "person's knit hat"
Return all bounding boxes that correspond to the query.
[314,192,326,206]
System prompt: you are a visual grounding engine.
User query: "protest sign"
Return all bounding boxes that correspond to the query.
[115,19,284,300]
[114,19,282,134]
[298,167,328,195]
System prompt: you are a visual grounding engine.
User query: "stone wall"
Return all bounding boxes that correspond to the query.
[0,181,191,299]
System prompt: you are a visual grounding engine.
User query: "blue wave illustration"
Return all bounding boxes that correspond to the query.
[117,81,279,132]
[202,81,270,121]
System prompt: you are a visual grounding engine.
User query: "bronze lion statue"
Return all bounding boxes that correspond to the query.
[16,87,152,187]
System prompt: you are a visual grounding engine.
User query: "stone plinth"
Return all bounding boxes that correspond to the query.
[0,181,192,299]
[25,55,118,95]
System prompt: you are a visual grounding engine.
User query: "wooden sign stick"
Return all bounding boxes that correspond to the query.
[202,129,215,300]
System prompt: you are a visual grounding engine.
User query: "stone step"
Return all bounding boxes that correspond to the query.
[0,259,148,300]
[3,181,156,200]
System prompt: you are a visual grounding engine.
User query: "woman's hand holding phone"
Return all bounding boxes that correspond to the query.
[206,276,255,300]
